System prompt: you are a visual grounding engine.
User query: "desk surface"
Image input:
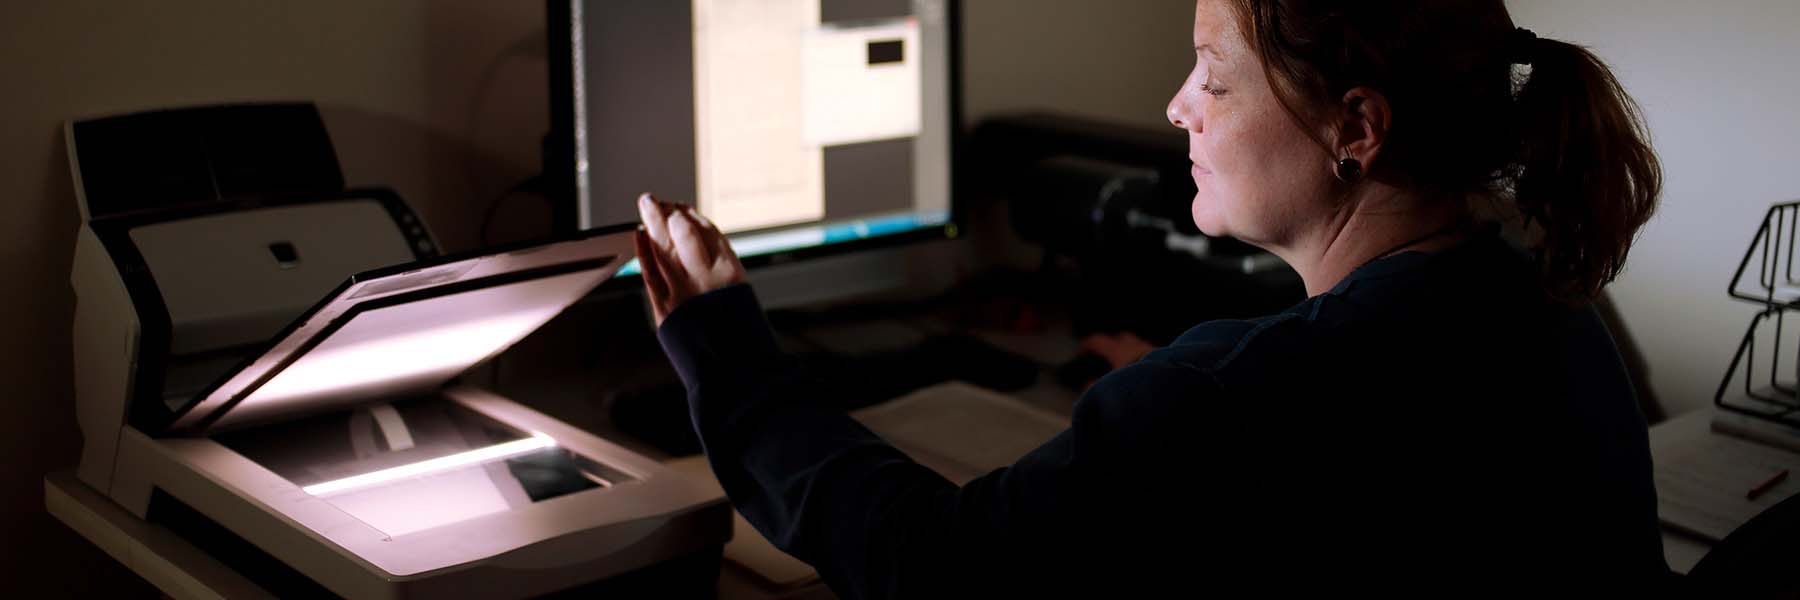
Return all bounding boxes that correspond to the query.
[1649,409,1800,574]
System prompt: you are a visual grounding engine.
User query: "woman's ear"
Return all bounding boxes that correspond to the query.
[1335,86,1392,168]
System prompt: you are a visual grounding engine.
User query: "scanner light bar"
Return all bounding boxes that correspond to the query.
[302,432,556,496]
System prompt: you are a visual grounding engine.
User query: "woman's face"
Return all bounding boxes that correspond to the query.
[1168,1,1337,248]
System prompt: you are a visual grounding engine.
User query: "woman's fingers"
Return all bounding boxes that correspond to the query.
[635,192,749,325]
[640,194,696,279]
[635,228,672,322]
[1079,332,1156,369]
[638,194,672,251]
[678,204,746,284]
[636,194,693,325]
[695,209,739,271]
[668,208,716,276]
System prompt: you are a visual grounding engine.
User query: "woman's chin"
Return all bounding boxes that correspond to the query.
[1191,197,1226,237]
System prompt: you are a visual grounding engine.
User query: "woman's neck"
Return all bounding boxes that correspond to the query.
[1276,185,1469,297]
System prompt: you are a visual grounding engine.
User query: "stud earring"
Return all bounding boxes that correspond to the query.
[1334,149,1363,183]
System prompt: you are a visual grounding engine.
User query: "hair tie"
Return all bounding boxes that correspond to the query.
[1508,27,1539,66]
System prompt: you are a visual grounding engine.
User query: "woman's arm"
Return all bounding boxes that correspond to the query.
[635,195,1212,598]
[657,284,1064,597]
[657,284,1213,598]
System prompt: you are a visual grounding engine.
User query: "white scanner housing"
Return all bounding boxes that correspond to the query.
[65,105,730,598]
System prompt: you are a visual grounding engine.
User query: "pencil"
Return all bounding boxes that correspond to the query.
[1747,469,1789,501]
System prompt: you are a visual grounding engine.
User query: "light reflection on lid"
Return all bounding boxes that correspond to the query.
[302,432,556,497]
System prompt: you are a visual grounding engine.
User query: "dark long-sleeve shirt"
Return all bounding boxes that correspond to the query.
[656,234,1667,598]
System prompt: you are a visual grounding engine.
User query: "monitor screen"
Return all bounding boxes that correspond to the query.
[551,0,958,274]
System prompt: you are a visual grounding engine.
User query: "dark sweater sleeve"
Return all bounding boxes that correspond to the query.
[655,284,1212,599]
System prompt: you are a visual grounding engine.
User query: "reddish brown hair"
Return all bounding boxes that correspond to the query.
[1227,0,1660,301]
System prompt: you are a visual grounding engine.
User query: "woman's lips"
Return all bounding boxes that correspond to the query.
[1191,163,1212,177]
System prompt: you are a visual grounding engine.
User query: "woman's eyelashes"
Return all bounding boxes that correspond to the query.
[1199,81,1226,97]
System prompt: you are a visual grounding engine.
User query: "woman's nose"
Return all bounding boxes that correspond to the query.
[1167,89,1196,131]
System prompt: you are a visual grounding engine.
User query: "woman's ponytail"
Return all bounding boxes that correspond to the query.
[1510,36,1661,301]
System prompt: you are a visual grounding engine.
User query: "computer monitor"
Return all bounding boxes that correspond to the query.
[548,0,961,281]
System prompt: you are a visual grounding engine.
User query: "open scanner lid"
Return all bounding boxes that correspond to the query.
[153,224,639,435]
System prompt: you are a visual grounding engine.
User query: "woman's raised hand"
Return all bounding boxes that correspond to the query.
[634,193,747,326]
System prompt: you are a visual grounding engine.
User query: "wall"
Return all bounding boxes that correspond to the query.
[963,0,1193,130]
[1508,0,1800,416]
[0,0,1191,593]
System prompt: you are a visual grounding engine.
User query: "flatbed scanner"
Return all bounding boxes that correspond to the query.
[61,103,731,598]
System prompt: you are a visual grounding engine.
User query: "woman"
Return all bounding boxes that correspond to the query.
[634,0,1664,596]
